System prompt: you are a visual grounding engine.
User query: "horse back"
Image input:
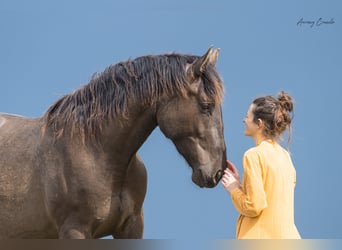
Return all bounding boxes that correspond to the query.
[0,113,42,165]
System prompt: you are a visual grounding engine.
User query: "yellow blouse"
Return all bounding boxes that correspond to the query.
[230,141,301,239]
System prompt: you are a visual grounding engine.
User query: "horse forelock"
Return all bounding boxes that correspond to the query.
[43,53,223,142]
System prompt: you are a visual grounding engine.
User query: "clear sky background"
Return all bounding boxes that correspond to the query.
[0,0,341,239]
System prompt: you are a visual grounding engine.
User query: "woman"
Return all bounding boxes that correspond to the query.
[222,91,301,239]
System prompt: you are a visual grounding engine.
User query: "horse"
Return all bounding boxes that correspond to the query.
[0,46,226,239]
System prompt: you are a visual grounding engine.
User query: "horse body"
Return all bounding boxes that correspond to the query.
[0,47,226,238]
[0,110,150,238]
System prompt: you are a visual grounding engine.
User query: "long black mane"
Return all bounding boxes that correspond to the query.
[43,53,223,141]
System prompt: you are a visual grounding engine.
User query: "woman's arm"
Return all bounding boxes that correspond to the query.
[224,151,268,217]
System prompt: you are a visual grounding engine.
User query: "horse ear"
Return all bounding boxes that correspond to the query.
[191,46,220,77]
[187,46,220,93]
[192,45,214,77]
[209,48,220,66]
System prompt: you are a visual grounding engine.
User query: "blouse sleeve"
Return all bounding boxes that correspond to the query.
[230,150,268,217]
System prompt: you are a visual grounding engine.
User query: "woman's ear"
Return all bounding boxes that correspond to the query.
[257,118,264,128]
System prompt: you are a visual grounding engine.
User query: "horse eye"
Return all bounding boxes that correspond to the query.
[200,102,213,114]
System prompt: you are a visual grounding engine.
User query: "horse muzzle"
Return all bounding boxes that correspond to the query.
[192,167,224,188]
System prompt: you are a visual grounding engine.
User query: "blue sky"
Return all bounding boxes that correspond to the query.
[1,0,341,239]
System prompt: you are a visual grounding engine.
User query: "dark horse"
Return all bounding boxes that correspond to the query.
[0,46,226,238]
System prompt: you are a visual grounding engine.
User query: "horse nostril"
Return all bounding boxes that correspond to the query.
[211,170,223,186]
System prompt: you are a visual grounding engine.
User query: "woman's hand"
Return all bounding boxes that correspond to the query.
[226,160,240,181]
[221,160,241,193]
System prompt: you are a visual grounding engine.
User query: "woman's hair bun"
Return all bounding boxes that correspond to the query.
[277,91,293,112]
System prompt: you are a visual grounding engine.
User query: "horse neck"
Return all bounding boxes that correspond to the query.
[99,103,157,163]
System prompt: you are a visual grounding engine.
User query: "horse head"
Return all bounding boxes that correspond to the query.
[156,46,227,188]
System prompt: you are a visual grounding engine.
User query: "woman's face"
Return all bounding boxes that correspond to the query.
[243,104,260,137]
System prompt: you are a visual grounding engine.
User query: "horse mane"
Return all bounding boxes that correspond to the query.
[43,53,224,142]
